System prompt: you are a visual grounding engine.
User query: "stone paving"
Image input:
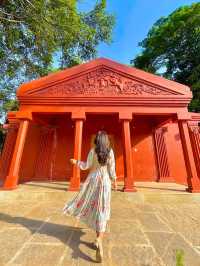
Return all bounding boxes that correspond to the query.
[1,181,200,266]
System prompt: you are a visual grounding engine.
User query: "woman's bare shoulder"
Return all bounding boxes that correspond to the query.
[109,148,114,156]
[90,146,95,154]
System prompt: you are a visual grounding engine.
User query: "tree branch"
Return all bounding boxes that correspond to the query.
[0,16,23,23]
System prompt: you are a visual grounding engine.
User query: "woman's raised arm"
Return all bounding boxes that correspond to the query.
[75,148,94,170]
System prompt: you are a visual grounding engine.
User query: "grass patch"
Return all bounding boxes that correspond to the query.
[176,249,184,266]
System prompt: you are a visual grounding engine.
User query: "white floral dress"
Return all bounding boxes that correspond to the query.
[62,147,117,232]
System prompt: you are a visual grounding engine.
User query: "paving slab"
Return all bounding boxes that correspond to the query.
[7,243,66,266]
[0,228,35,265]
[0,181,200,266]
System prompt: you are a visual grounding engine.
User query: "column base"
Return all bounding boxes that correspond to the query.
[1,185,18,190]
[186,187,200,193]
[123,187,137,192]
[2,176,18,190]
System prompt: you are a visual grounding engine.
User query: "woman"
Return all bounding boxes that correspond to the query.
[62,130,117,262]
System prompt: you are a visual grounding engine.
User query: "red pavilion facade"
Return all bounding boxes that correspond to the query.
[0,58,200,192]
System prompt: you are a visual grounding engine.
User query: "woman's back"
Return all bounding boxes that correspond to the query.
[91,147,117,181]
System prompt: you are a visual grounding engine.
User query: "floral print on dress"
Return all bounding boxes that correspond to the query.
[62,147,117,232]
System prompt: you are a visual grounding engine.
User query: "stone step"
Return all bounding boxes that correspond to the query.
[1,181,200,204]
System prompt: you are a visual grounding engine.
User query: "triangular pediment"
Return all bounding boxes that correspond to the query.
[25,67,180,97]
[17,58,191,99]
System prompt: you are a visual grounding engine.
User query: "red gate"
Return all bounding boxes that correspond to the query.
[33,126,57,181]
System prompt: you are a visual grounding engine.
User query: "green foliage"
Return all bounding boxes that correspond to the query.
[0,0,115,122]
[132,3,200,112]
[0,88,19,122]
[176,249,184,266]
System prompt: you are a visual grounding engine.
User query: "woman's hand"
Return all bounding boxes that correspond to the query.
[113,179,118,191]
[70,158,77,165]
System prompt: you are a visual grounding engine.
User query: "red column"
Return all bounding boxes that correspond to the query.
[188,123,200,178]
[3,119,29,190]
[69,119,84,191]
[121,119,137,192]
[178,119,200,192]
[0,124,18,181]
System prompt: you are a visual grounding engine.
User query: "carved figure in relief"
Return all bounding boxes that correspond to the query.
[28,68,173,96]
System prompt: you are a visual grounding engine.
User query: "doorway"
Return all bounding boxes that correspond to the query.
[81,114,124,181]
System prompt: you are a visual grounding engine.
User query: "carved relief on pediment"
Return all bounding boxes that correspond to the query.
[27,68,178,96]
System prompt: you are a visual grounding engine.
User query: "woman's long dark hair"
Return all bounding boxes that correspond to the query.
[94,131,111,166]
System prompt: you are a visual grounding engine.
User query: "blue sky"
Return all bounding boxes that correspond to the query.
[78,0,198,65]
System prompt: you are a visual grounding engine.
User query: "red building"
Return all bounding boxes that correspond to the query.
[0,58,200,192]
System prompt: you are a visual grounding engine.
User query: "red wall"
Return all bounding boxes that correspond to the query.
[19,123,41,182]
[53,116,74,180]
[81,114,124,181]
[164,121,187,184]
[131,117,157,181]
[19,114,124,182]
[19,115,74,182]
[18,114,188,184]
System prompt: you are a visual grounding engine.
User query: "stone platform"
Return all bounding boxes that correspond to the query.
[1,181,200,265]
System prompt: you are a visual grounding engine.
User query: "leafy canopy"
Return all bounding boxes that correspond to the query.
[0,0,115,121]
[132,3,200,112]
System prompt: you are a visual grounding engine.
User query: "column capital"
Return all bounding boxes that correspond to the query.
[15,111,32,121]
[177,112,191,121]
[119,112,133,121]
[71,111,86,121]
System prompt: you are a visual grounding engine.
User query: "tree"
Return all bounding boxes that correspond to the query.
[0,0,115,121]
[131,3,200,112]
